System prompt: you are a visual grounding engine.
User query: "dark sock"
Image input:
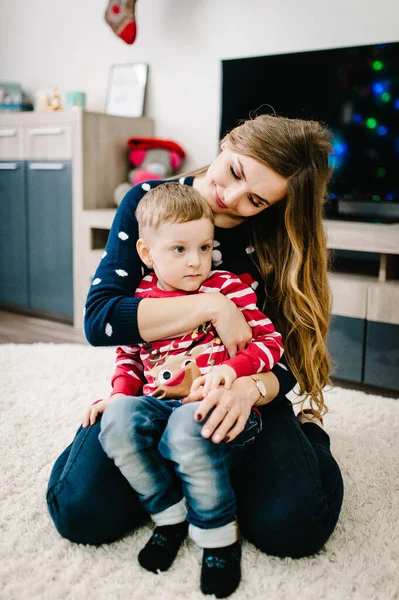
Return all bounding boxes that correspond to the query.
[200,541,241,598]
[138,521,188,573]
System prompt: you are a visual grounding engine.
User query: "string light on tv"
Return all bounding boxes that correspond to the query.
[372,195,381,201]
[333,141,348,155]
[352,113,362,123]
[377,125,388,136]
[377,167,386,177]
[371,81,391,100]
[366,118,378,129]
[329,134,348,170]
[372,82,385,95]
[372,60,384,71]
[394,99,399,109]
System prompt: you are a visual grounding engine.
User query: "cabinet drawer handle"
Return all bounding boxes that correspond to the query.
[28,128,64,136]
[29,163,65,170]
[0,162,18,170]
[0,129,18,137]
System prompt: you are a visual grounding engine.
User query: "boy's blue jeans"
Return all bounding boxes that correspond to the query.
[99,396,261,547]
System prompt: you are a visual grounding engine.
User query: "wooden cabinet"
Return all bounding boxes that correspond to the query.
[0,158,73,317]
[326,220,399,392]
[0,111,154,323]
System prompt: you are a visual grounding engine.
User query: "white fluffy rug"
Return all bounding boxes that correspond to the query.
[1,343,399,600]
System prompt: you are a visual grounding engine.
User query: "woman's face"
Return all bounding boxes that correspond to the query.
[195,143,288,227]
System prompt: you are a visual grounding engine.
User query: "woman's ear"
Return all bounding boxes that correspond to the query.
[136,238,154,268]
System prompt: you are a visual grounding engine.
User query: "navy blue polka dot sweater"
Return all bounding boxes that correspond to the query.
[84,177,264,347]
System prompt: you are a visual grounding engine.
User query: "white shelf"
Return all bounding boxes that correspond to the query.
[325,220,399,254]
[328,273,374,319]
[81,209,116,230]
[326,220,399,323]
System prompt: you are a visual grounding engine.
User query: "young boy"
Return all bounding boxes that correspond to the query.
[82,183,284,598]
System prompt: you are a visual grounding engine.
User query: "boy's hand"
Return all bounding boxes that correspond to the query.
[82,394,126,428]
[190,365,237,398]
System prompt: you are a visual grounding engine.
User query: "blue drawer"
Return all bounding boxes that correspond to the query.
[327,315,366,382]
[364,321,399,391]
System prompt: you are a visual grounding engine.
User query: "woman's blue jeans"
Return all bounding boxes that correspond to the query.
[47,393,344,557]
[98,396,261,538]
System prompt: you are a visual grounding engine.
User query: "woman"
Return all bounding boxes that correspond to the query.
[47,115,343,559]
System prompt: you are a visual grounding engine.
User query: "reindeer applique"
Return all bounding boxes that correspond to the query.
[143,321,219,399]
[148,344,211,399]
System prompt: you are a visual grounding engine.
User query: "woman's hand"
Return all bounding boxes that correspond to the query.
[182,376,258,444]
[211,294,252,358]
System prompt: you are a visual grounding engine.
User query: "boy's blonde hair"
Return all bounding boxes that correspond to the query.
[135,182,214,236]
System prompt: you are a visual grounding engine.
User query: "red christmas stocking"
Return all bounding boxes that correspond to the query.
[104,0,137,45]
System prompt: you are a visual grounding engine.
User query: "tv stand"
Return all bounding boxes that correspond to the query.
[325,220,399,393]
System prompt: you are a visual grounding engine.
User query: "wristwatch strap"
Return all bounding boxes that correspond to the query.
[250,376,266,406]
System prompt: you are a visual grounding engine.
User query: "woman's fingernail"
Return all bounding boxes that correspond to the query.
[202,428,210,438]
[224,436,230,443]
[196,413,202,421]
[213,433,221,443]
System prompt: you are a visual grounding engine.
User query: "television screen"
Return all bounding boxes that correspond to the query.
[221,42,399,222]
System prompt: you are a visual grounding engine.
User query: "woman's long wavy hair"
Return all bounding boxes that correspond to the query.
[187,115,333,415]
[227,115,333,415]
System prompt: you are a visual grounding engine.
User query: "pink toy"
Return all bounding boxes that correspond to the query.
[113,137,186,206]
[127,137,186,186]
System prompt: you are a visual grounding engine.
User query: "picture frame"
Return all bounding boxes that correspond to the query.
[105,63,148,118]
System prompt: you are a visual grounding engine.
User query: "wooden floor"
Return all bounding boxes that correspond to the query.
[0,309,87,344]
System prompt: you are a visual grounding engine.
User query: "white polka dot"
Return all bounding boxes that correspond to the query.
[83,307,86,316]
[105,323,113,337]
[245,246,255,254]
[101,251,107,259]
[213,240,220,248]
[92,278,101,285]
[251,281,259,290]
[179,177,186,184]
[212,249,223,266]
[118,232,129,241]
[277,362,288,371]
[142,183,151,191]
[116,269,128,277]
[141,266,145,276]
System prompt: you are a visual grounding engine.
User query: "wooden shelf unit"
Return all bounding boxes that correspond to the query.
[325,220,399,390]
[0,110,154,329]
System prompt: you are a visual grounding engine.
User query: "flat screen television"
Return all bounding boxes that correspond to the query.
[221,41,399,223]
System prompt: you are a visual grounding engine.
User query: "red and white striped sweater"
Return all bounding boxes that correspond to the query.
[111,270,284,397]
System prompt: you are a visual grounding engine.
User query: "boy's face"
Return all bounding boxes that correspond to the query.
[139,218,214,292]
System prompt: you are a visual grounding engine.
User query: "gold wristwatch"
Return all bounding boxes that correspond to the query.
[250,376,267,406]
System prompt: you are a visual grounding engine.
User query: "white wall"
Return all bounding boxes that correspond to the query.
[1,0,398,169]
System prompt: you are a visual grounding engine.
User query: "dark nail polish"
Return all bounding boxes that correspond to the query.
[224,436,230,443]
[196,414,202,421]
